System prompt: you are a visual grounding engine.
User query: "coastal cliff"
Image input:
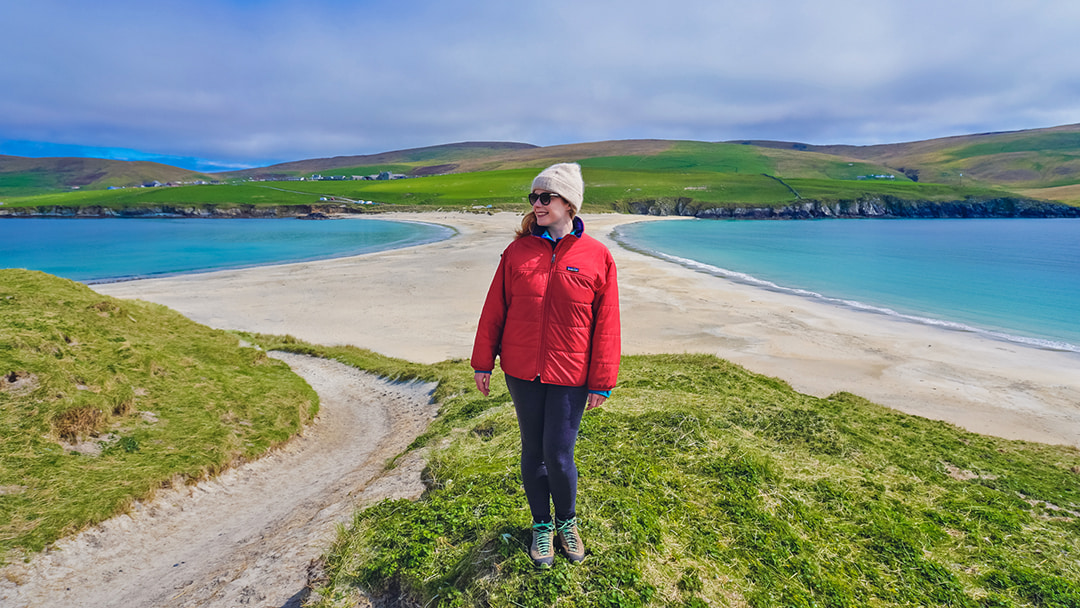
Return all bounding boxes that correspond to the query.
[626,195,1080,219]
[2,196,1078,219]
[0,204,353,218]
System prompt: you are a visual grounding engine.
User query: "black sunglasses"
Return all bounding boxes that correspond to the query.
[528,192,561,205]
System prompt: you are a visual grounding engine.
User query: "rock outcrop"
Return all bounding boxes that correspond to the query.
[2,196,1078,219]
[626,196,1080,219]
[0,204,361,218]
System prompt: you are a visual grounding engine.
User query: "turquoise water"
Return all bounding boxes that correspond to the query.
[0,218,454,283]
[614,218,1080,353]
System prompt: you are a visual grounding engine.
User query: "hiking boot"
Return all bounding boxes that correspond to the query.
[556,517,586,563]
[530,521,556,568]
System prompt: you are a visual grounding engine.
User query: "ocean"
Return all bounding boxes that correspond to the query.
[613,218,1080,353]
[0,217,454,283]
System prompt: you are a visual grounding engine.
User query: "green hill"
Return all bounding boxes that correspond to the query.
[6,125,1080,211]
[3,273,1079,602]
[735,123,1080,202]
[0,270,318,558]
[3,140,1010,216]
[0,156,213,197]
[223,141,542,180]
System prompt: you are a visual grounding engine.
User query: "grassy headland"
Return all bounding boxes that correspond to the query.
[0,153,1008,216]
[0,270,318,559]
[3,275,1079,604]
[7,126,1080,213]
[246,337,1080,608]
[0,156,212,198]
[747,124,1080,200]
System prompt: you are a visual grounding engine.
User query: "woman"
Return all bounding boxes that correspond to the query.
[471,162,621,568]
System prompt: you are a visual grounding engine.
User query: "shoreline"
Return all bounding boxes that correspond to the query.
[612,223,1080,355]
[94,211,1080,449]
[2,215,457,286]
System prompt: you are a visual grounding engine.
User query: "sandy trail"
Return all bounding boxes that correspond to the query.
[0,352,438,608]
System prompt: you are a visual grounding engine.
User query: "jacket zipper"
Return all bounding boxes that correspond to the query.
[535,242,559,379]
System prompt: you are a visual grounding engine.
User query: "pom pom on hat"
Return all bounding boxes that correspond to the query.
[531,163,584,212]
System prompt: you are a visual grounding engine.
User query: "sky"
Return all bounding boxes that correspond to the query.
[3,0,1080,172]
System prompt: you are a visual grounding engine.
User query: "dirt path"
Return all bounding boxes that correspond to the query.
[0,353,439,608]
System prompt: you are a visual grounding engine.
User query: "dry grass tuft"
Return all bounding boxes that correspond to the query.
[52,406,104,441]
[88,301,124,317]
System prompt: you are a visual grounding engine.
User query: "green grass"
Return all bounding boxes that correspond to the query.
[788,177,1006,202]
[248,339,1080,608]
[0,270,318,559]
[1,183,318,208]
[8,128,1080,206]
[0,157,211,198]
[5,288,1079,604]
[0,173,66,198]
[4,154,1005,213]
[579,142,777,175]
[945,132,1080,160]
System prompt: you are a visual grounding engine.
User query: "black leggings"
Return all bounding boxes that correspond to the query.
[505,374,588,524]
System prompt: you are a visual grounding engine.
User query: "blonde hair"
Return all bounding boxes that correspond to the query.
[515,205,577,240]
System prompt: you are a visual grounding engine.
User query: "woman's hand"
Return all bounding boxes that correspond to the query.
[586,392,607,410]
[474,372,491,396]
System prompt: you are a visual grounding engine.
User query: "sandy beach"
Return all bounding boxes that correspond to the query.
[95,212,1080,449]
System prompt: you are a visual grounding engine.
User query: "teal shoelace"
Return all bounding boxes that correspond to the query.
[557,518,580,551]
[533,522,555,554]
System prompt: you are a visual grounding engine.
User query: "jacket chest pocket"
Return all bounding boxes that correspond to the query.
[509,262,548,299]
[553,265,600,303]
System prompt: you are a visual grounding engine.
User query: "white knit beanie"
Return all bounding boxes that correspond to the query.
[531,163,584,213]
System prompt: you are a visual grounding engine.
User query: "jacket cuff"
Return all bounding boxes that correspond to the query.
[588,389,611,398]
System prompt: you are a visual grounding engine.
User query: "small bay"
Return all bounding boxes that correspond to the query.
[0,217,454,283]
[614,218,1080,352]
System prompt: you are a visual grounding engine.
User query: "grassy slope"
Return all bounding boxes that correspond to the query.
[248,338,1080,608]
[749,124,1080,192]
[0,270,318,559]
[2,183,319,208]
[6,124,1080,203]
[2,141,1002,212]
[1017,183,1080,205]
[0,156,211,197]
[224,141,542,178]
[9,128,1080,210]
[3,281,1078,602]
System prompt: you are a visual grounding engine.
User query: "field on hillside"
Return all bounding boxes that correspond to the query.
[0,156,210,198]
[1018,183,1080,205]
[3,165,1004,214]
[4,138,1036,211]
[7,126,1080,206]
[792,125,1080,191]
[1,183,317,208]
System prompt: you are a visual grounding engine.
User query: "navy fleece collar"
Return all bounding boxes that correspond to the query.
[534,216,585,241]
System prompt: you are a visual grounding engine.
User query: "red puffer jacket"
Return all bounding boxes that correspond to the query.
[471,224,620,392]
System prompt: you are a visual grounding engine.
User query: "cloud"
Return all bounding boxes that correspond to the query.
[3,0,1080,168]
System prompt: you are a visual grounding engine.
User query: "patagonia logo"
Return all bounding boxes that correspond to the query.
[566,266,580,272]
